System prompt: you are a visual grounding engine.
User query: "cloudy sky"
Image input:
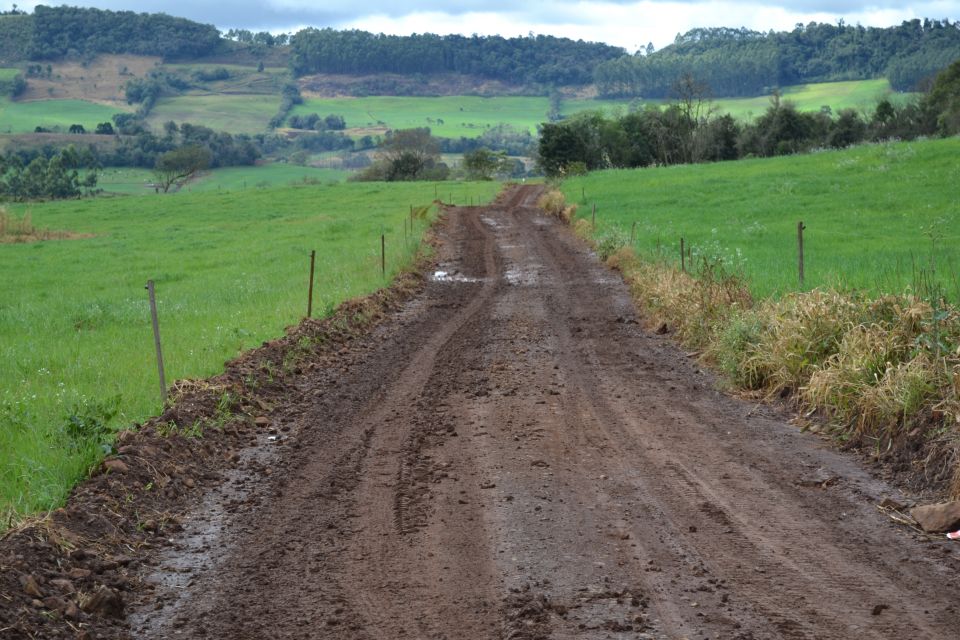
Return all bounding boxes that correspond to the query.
[8,1,960,52]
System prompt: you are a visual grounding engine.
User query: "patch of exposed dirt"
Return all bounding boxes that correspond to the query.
[19,54,159,104]
[2,186,960,639]
[0,231,95,244]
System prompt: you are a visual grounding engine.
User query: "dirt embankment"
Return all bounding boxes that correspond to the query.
[2,185,960,639]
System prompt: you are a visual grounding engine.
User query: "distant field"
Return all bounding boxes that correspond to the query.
[563,137,960,300]
[97,164,350,195]
[162,63,291,95]
[570,79,915,121]
[0,97,125,134]
[1,78,914,138]
[0,179,500,522]
[0,68,18,81]
[293,95,552,137]
[292,80,913,140]
[145,94,279,133]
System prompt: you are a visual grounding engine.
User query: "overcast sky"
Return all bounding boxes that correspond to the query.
[8,1,959,53]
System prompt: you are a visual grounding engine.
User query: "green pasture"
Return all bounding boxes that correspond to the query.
[0,78,914,139]
[186,164,349,191]
[144,94,279,133]
[0,179,499,522]
[568,79,915,121]
[0,68,18,81]
[292,80,913,140]
[563,137,960,300]
[0,97,125,134]
[293,95,552,137]
[96,164,350,195]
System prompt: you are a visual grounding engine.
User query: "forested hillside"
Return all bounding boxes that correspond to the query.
[24,5,222,60]
[595,20,960,98]
[289,30,624,86]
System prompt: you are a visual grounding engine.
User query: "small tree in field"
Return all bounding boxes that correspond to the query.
[463,147,508,180]
[153,145,211,193]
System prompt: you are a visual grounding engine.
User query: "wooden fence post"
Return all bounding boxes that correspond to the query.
[307,250,316,318]
[797,221,806,287]
[681,237,686,272]
[145,280,167,405]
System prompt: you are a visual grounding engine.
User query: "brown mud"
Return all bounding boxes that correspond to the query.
[2,185,959,639]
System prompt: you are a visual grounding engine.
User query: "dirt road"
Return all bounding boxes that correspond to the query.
[130,185,959,639]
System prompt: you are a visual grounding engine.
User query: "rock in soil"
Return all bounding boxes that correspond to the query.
[910,501,960,533]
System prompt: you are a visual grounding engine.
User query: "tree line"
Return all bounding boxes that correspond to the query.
[5,7,959,100]
[289,29,625,86]
[0,146,99,200]
[595,20,960,98]
[539,61,960,176]
[28,5,222,60]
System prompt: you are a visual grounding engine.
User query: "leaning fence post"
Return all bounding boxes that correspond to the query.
[631,220,637,245]
[145,280,167,405]
[680,237,686,272]
[307,250,316,318]
[797,221,806,287]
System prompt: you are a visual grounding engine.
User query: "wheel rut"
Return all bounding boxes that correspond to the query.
[129,184,960,640]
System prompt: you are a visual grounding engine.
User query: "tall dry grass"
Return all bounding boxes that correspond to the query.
[0,208,69,242]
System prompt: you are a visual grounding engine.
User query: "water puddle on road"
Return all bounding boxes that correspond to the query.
[431,270,483,283]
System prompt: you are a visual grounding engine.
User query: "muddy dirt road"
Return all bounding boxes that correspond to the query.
[131,186,959,639]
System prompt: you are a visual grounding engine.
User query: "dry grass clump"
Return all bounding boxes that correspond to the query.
[0,208,85,243]
[733,290,865,396]
[537,189,577,224]
[623,255,751,350]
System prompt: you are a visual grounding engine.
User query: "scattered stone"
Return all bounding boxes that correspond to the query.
[102,459,129,474]
[872,604,890,616]
[50,578,75,594]
[64,600,81,620]
[910,501,960,533]
[655,323,669,335]
[254,416,271,427]
[81,586,125,618]
[68,567,92,580]
[20,574,43,598]
[42,596,68,614]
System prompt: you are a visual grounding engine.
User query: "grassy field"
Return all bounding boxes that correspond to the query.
[0,68,18,81]
[289,80,913,139]
[0,179,500,522]
[144,94,279,133]
[0,97,126,134]
[97,164,351,195]
[570,79,914,121]
[0,78,912,138]
[293,95,552,137]
[562,137,960,300]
